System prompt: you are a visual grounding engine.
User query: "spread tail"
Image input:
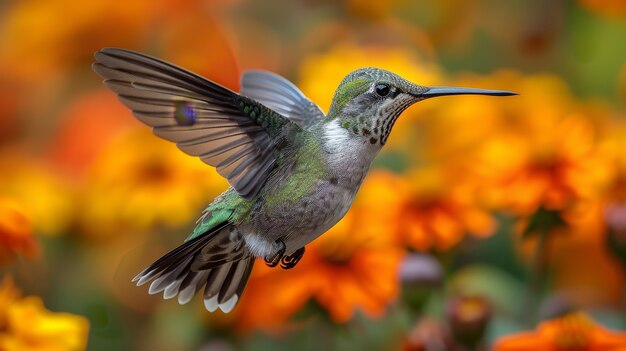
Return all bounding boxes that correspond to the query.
[133,223,254,313]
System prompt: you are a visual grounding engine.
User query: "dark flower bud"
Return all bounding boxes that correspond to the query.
[446,295,491,349]
[399,253,443,312]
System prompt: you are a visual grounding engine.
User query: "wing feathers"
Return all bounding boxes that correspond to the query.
[94,48,297,199]
[241,70,324,128]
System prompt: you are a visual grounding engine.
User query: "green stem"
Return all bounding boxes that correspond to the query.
[622,269,626,318]
[524,231,550,326]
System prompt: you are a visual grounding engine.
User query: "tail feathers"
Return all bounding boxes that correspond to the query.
[203,256,254,312]
[133,223,254,313]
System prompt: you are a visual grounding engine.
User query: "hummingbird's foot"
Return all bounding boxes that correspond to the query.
[280,246,305,269]
[264,240,286,268]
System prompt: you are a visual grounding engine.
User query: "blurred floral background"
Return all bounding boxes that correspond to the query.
[1,0,626,350]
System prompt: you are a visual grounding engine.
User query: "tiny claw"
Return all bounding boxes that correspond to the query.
[280,246,305,269]
[265,254,280,267]
[264,240,286,268]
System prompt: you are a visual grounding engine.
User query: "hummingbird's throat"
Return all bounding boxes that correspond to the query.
[340,98,416,146]
[379,99,415,145]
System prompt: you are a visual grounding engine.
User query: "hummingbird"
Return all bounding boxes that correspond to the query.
[93,48,515,314]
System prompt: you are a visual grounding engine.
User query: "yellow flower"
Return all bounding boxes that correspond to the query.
[0,154,75,237]
[0,277,89,351]
[0,277,20,329]
[0,297,89,351]
[80,128,229,239]
[0,197,39,265]
[494,312,626,351]
[420,71,571,161]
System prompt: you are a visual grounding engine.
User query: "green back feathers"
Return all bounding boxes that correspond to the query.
[187,189,252,241]
[236,95,288,137]
[265,134,328,210]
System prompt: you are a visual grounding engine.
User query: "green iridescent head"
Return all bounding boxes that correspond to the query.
[327,67,515,145]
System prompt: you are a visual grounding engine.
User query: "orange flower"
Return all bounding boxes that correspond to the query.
[306,209,405,323]
[533,118,626,306]
[546,201,626,307]
[425,71,611,216]
[601,120,626,266]
[80,127,229,239]
[494,312,626,351]
[48,90,135,178]
[400,167,496,251]
[229,183,405,331]
[480,115,608,214]
[0,73,20,142]
[0,197,38,265]
[511,117,625,308]
[0,0,153,81]
[159,14,240,91]
[0,0,238,84]
[599,118,626,203]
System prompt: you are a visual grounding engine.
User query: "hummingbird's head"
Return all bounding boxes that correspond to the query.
[327,67,515,146]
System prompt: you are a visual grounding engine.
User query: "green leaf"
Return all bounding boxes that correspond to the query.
[522,207,567,239]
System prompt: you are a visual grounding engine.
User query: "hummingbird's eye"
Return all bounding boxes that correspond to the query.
[375,84,390,97]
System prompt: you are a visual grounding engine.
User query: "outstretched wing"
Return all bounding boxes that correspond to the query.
[93,48,294,199]
[241,70,325,129]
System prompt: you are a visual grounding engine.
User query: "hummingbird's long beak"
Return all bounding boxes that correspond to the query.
[413,86,517,98]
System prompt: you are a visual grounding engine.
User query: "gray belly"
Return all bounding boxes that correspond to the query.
[247,180,358,255]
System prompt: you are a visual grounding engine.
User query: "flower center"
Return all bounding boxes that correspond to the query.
[316,237,356,265]
[456,298,487,323]
[140,160,171,184]
[551,314,593,351]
